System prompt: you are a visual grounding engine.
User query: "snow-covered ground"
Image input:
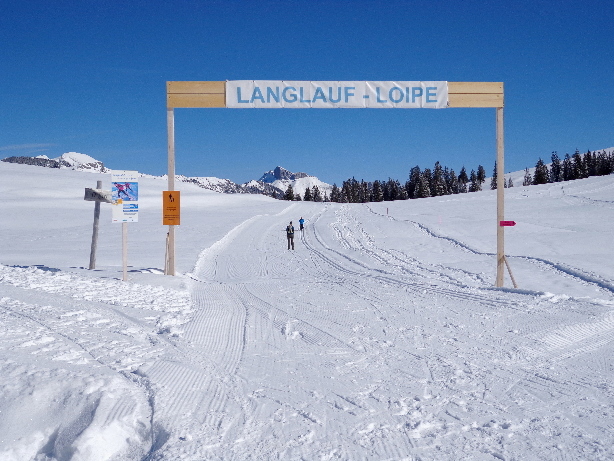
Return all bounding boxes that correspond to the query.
[1,161,612,460]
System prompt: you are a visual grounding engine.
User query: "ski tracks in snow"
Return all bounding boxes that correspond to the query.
[0,265,191,460]
[150,204,613,459]
[3,199,612,459]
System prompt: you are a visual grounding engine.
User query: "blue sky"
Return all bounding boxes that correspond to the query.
[1,0,612,185]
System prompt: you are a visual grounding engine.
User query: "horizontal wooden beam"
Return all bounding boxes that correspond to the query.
[166,81,504,108]
[448,82,504,108]
[167,81,225,108]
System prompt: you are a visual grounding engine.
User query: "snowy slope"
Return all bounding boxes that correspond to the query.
[271,174,333,198]
[0,161,613,460]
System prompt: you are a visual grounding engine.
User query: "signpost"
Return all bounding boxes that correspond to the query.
[111,171,139,281]
[84,180,113,270]
[166,80,511,287]
[163,190,180,275]
[84,188,113,203]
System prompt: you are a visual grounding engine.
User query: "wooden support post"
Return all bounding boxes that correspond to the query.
[504,256,518,289]
[122,222,128,281]
[88,180,103,270]
[166,108,176,276]
[496,107,505,287]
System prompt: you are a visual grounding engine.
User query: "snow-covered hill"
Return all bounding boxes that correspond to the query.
[2,152,108,173]
[1,160,613,460]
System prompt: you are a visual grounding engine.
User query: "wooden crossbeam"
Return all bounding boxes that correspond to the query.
[167,81,225,108]
[167,81,504,108]
[448,82,504,108]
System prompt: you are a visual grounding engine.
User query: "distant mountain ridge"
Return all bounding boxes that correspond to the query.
[1,153,331,198]
[2,152,108,173]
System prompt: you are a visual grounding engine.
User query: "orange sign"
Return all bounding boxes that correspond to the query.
[163,191,180,225]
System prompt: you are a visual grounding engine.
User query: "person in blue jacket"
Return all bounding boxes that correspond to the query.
[299,217,305,232]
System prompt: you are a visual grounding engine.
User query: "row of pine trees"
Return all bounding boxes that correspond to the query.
[520,149,614,186]
[277,149,614,203]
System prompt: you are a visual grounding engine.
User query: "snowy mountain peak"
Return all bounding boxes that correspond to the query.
[57,152,107,173]
[259,166,310,183]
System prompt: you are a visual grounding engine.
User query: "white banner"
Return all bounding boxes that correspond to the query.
[111,171,139,223]
[226,81,448,109]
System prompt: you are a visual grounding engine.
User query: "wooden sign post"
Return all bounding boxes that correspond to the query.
[165,81,510,287]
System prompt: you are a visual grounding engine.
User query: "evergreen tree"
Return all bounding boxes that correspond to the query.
[458,167,469,193]
[359,181,370,203]
[341,181,351,203]
[432,162,447,196]
[283,184,294,201]
[470,169,481,192]
[384,178,401,201]
[407,166,421,198]
[341,178,360,203]
[349,178,360,202]
[550,152,562,182]
[522,168,532,186]
[372,180,384,202]
[476,165,486,191]
[533,158,549,184]
[421,168,433,196]
[312,185,322,202]
[303,186,312,201]
[294,193,302,201]
[447,168,459,194]
[416,172,432,198]
[572,149,585,179]
[562,153,573,180]
[507,177,514,188]
[398,183,409,200]
[491,162,498,190]
[330,183,341,202]
[596,150,613,175]
[585,150,597,177]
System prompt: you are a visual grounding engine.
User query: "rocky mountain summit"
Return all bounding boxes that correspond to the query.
[258,166,310,183]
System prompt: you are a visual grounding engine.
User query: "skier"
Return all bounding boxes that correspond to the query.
[286,221,295,250]
[114,182,130,199]
[299,217,305,232]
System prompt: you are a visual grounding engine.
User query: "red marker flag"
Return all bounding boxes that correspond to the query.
[500,221,516,227]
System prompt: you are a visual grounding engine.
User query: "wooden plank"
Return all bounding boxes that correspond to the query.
[448,93,503,108]
[449,82,503,94]
[167,81,225,94]
[167,93,225,108]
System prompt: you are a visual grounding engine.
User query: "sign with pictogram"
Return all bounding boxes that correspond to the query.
[163,191,180,225]
[111,171,139,223]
